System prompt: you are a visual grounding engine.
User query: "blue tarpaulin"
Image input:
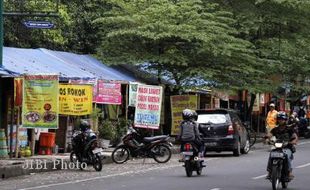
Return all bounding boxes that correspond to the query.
[2,47,137,82]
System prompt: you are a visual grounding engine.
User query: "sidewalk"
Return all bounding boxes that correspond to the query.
[0,146,180,179]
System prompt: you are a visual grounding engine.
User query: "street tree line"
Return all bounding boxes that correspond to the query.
[4,0,310,104]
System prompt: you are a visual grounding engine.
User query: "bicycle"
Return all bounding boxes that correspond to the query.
[246,127,257,147]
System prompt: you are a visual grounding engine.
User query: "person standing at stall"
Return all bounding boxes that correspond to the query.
[265,103,278,144]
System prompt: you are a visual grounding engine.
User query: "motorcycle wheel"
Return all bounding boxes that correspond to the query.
[93,154,102,172]
[271,165,280,190]
[196,163,202,176]
[281,181,288,189]
[153,144,172,163]
[112,146,130,164]
[70,152,85,170]
[185,160,193,177]
[304,130,310,139]
[70,151,77,163]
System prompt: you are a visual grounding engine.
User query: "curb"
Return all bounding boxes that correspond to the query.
[0,146,179,179]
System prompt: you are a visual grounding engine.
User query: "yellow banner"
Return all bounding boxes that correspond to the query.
[170,95,198,135]
[59,84,93,116]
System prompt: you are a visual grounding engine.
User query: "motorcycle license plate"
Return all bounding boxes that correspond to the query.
[205,142,217,146]
[182,152,193,156]
[92,148,103,154]
[270,152,284,158]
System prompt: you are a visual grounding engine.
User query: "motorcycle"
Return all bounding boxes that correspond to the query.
[181,143,205,177]
[268,137,293,190]
[111,127,172,164]
[297,117,310,138]
[70,129,105,171]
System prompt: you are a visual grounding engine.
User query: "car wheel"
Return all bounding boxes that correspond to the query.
[241,138,250,154]
[233,141,241,157]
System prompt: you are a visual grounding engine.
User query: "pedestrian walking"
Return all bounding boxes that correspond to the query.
[265,103,278,144]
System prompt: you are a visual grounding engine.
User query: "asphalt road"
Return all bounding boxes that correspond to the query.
[1,139,310,190]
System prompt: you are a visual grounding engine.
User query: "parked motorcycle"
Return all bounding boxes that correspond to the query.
[111,127,172,164]
[181,143,205,177]
[268,137,293,190]
[70,129,105,171]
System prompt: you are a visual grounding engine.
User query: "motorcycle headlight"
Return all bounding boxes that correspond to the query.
[275,143,283,148]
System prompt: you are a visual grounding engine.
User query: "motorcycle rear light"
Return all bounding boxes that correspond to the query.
[184,143,192,151]
[227,125,234,135]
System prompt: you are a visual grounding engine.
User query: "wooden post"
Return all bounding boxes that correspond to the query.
[9,96,14,158]
[31,129,35,156]
[125,84,129,120]
[64,116,70,153]
[15,107,20,158]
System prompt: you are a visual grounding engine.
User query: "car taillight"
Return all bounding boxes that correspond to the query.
[227,125,234,135]
[184,143,192,151]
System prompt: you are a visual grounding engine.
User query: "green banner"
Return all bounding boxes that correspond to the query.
[22,75,59,129]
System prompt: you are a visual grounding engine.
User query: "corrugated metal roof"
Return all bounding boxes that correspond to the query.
[42,49,136,82]
[2,47,137,82]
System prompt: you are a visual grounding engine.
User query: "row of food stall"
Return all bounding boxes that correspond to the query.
[0,47,170,158]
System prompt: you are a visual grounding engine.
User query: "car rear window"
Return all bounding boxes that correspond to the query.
[197,114,228,124]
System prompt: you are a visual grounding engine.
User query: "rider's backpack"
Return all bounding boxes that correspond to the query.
[180,121,196,142]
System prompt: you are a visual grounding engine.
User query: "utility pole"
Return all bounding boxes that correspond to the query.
[0,0,3,66]
[0,0,3,130]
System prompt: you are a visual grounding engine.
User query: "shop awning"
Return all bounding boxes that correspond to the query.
[2,47,138,82]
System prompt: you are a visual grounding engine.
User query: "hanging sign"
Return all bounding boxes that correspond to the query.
[96,80,122,105]
[128,82,139,107]
[59,84,93,116]
[134,84,163,129]
[23,20,54,29]
[22,75,59,129]
[69,78,97,103]
[170,95,198,135]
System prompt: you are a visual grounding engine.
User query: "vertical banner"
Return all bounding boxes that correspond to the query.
[22,75,59,129]
[69,78,97,103]
[170,95,198,135]
[260,93,265,105]
[134,84,163,129]
[14,78,23,106]
[128,82,139,107]
[59,84,93,115]
[96,80,122,105]
[214,98,220,108]
[253,94,260,112]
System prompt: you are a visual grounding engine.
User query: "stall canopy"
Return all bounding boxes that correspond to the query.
[2,47,138,82]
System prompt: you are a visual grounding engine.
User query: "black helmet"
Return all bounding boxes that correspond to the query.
[277,111,288,121]
[80,120,90,132]
[191,110,198,121]
[182,109,193,120]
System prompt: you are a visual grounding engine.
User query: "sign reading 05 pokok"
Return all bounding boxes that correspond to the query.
[59,84,93,115]
[22,75,59,129]
[134,84,163,129]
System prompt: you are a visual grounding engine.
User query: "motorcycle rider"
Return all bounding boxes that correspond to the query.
[178,109,204,159]
[75,120,94,162]
[266,111,298,180]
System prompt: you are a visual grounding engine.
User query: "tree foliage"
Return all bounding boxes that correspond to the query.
[95,0,267,92]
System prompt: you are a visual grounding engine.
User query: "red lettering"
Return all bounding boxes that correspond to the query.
[148,104,159,111]
[148,96,160,103]
[137,103,147,109]
[138,95,147,102]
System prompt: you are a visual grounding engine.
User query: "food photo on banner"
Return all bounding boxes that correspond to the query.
[59,84,93,116]
[22,75,59,129]
[134,84,163,129]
